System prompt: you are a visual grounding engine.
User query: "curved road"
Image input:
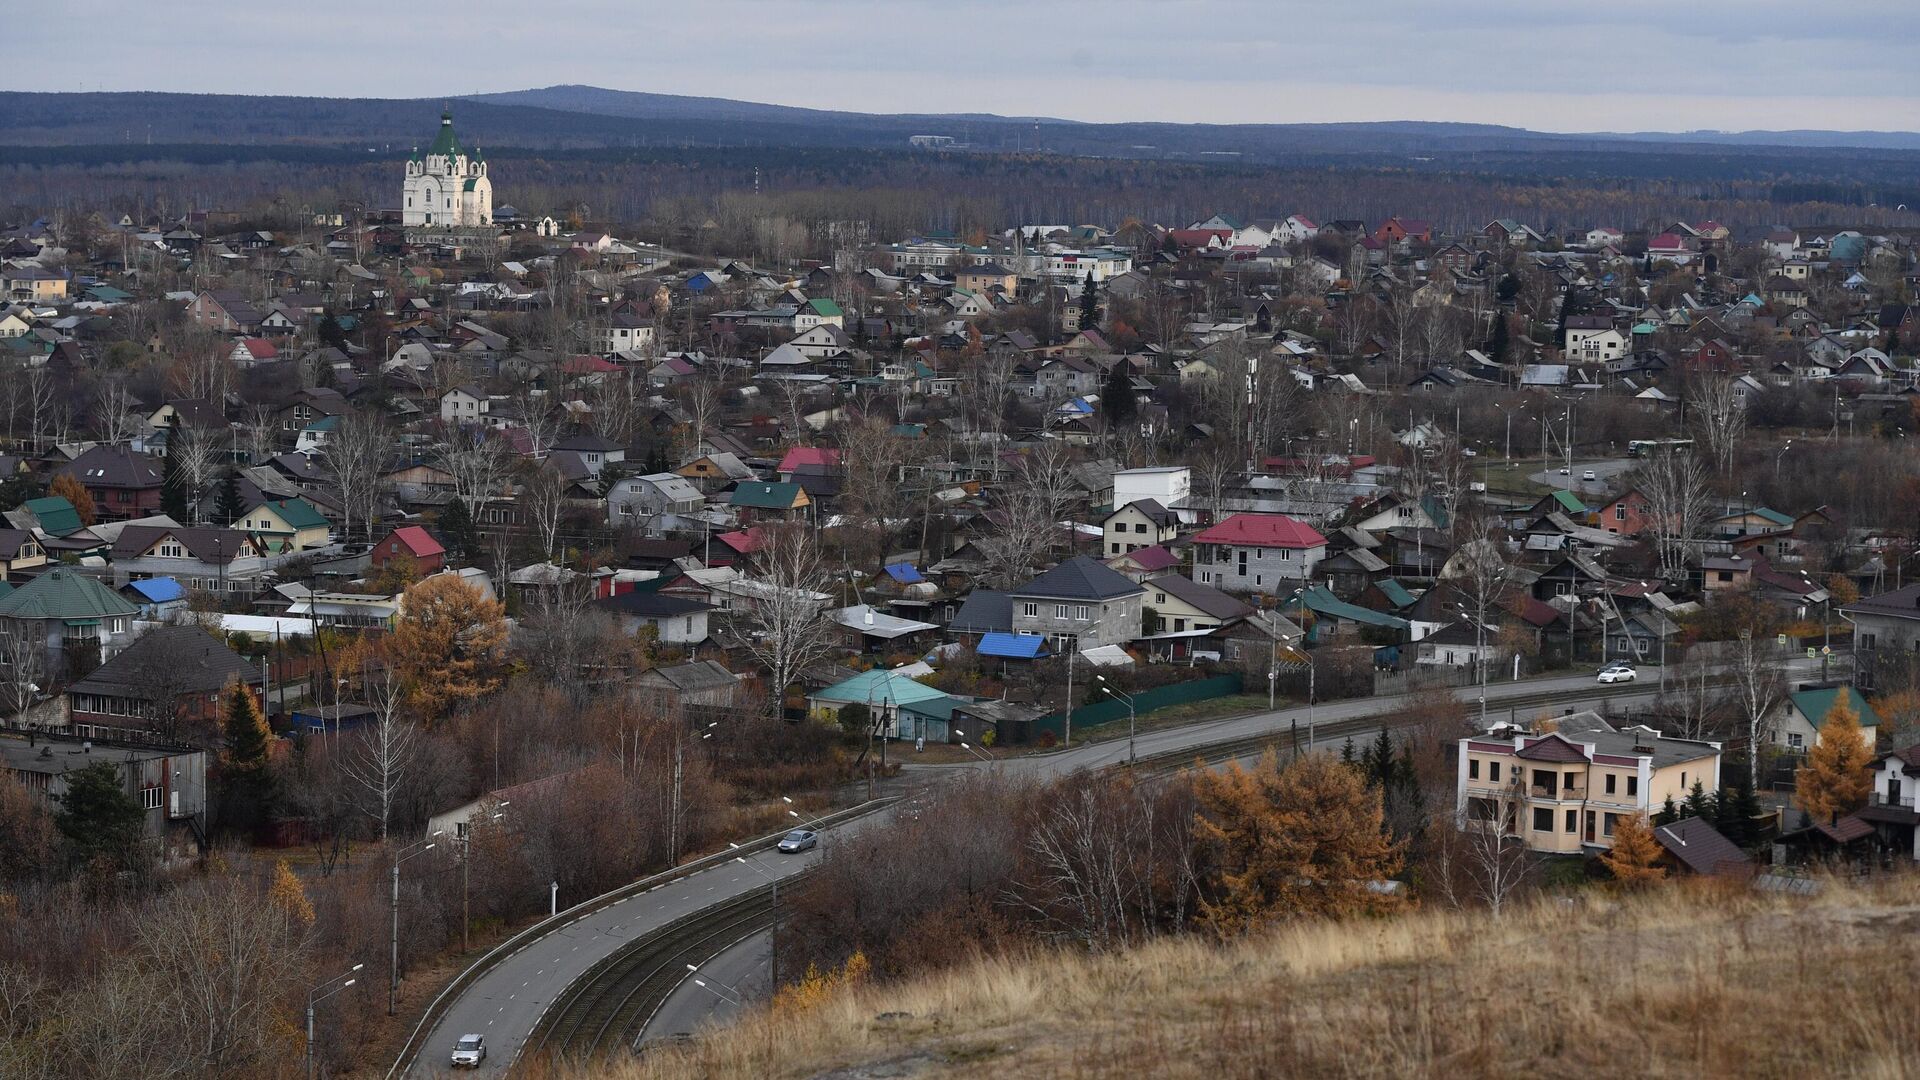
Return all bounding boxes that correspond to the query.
[406,661,1818,1074]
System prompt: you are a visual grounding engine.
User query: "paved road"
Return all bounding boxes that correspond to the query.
[401,828,878,1078]
[408,660,1821,1074]
[1527,457,1635,496]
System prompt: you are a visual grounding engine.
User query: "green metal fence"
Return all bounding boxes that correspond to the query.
[1032,674,1244,741]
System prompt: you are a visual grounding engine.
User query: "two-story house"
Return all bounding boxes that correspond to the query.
[1842,583,1920,692]
[1142,573,1253,636]
[236,497,330,552]
[109,525,273,595]
[440,385,490,425]
[1008,556,1145,650]
[600,312,656,355]
[552,433,625,471]
[607,473,707,529]
[1190,513,1327,594]
[64,625,265,743]
[56,445,165,522]
[1862,744,1920,862]
[1565,317,1628,364]
[1102,499,1181,557]
[1457,712,1722,855]
[371,525,447,575]
[0,568,139,672]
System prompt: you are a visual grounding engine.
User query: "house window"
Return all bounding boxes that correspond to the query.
[1603,813,1618,837]
[1135,523,1148,534]
[1469,759,1480,780]
[1055,604,1069,619]
[1278,549,1291,560]
[1566,809,1577,833]
[1022,603,1039,619]
[1605,774,1616,795]
[141,785,163,810]
[1489,762,1501,782]
[1532,807,1553,832]
[1787,732,1804,749]
[1615,505,1627,521]
[1626,776,1638,797]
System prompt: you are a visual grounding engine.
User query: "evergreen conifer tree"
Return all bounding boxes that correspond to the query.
[1078,273,1099,329]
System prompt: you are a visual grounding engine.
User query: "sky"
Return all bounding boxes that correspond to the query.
[12,1,1920,133]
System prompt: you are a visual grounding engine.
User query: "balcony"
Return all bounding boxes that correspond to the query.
[1530,783,1587,801]
[1869,792,1917,810]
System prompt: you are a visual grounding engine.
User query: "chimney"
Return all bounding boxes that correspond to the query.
[864,609,874,626]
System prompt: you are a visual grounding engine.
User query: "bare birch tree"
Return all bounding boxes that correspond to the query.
[342,663,419,843]
[0,623,44,727]
[733,522,834,717]
[437,432,510,512]
[1687,371,1747,475]
[322,409,391,544]
[1636,449,1713,579]
[93,381,143,445]
[168,421,225,525]
[1730,628,1788,787]
[518,459,566,561]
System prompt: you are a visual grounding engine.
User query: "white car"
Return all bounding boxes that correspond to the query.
[1582,469,1597,481]
[1596,664,1637,684]
[1557,467,1570,475]
[451,1034,485,1068]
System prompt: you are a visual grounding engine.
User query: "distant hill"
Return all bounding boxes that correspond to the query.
[0,86,1916,171]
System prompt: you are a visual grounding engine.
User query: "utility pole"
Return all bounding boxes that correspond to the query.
[668,737,684,866]
[1063,644,1076,746]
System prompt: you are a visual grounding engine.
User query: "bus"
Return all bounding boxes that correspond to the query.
[1627,438,1695,457]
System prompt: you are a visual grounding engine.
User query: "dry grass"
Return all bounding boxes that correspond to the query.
[582,874,1920,1080]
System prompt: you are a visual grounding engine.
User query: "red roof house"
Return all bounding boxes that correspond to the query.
[370,525,446,573]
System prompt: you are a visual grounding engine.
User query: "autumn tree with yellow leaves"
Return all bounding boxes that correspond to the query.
[773,950,870,1014]
[1797,691,1873,824]
[1191,750,1402,935]
[1600,814,1665,887]
[388,574,508,721]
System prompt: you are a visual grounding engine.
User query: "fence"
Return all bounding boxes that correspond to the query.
[1032,674,1244,741]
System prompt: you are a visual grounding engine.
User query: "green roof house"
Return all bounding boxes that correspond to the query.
[21,496,83,537]
[729,481,810,519]
[1781,686,1878,754]
[0,567,138,665]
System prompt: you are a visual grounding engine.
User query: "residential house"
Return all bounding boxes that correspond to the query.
[829,604,939,653]
[64,625,264,743]
[1652,817,1753,877]
[552,432,624,471]
[1596,489,1657,537]
[633,660,742,713]
[120,577,189,620]
[0,529,47,576]
[441,385,489,425]
[1008,555,1145,650]
[729,481,810,522]
[1844,583,1920,692]
[1862,744,1920,862]
[600,313,656,355]
[675,452,756,493]
[56,445,165,522]
[0,567,138,671]
[805,668,958,742]
[236,497,330,552]
[1142,573,1253,636]
[109,525,272,594]
[370,525,446,575]
[592,591,712,645]
[1457,713,1722,854]
[1776,686,1879,754]
[1102,500,1181,558]
[608,472,707,528]
[1190,513,1327,594]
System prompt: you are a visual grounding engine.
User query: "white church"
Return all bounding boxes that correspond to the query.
[402,111,492,228]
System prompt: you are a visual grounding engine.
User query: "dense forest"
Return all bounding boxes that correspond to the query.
[5,144,1918,244]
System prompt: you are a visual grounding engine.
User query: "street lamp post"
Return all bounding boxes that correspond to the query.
[1095,677,1137,765]
[1775,439,1792,481]
[460,803,508,952]
[389,834,440,1016]
[306,964,363,1080]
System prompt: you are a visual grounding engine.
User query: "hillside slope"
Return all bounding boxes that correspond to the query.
[598,879,1920,1079]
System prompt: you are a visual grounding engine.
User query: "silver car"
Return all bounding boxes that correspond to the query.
[451,1034,485,1068]
[776,828,818,853]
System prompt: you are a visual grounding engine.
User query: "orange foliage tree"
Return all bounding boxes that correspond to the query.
[49,473,95,525]
[1797,693,1873,824]
[1192,750,1403,934]
[1600,814,1665,887]
[388,574,508,721]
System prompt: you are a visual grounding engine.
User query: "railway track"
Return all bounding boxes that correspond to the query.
[529,886,781,1063]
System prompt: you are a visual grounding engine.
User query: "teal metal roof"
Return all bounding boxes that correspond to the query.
[0,568,137,621]
[1296,585,1409,629]
[428,111,463,157]
[1550,489,1587,514]
[730,481,804,509]
[1790,686,1877,730]
[1375,579,1417,609]
[257,497,327,530]
[810,669,949,707]
[23,496,81,537]
[1753,507,1794,527]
